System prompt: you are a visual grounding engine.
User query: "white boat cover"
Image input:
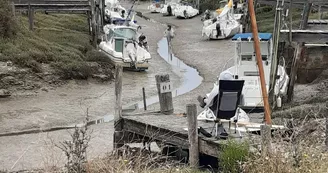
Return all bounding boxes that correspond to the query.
[174,5,199,18]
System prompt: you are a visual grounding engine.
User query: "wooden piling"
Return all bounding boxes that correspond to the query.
[114,65,123,149]
[28,1,34,31]
[287,2,312,102]
[11,2,16,17]
[142,87,147,111]
[325,101,328,149]
[155,74,174,114]
[187,104,199,168]
[261,125,271,156]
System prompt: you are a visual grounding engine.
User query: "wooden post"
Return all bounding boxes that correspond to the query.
[288,0,293,44]
[11,2,15,17]
[114,65,123,149]
[248,0,271,124]
[28,1,34,31]
[91,0,97,47]
[287,2,312,102]
[155,74,174,114]
[187,104,199,168]
[142,87,147,111]
[325,101,328,149]
[261,125,271,156]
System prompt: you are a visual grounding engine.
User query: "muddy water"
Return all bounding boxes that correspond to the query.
[90,38,203,125]
[136,38,203,108]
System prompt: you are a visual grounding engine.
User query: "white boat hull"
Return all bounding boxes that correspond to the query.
[99,47,150,70]
[173,5,199,18]
[202,20,241,39]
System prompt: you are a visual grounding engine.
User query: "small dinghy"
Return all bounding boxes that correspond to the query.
[202,0,241,39]
[173,3,199,19]
[99,25,151,71]
[104,0,138,25]
[224,33,289,109]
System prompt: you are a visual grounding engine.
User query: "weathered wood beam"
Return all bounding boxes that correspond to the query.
[287,2,312,102]
[155,74,174,115]
[114,65,123,149]
[280,30,328,42]
[122,118,220,157]
[187,104,199,168]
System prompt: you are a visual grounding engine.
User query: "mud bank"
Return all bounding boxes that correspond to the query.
[0,14,182,171]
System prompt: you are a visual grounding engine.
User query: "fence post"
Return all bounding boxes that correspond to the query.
[187,104,199,168]
[261,125,271,156]
[155,74,174,114]
[28,1,34,31]
[114,65,123,149]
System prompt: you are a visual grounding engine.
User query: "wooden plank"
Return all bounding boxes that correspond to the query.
[155,74,174,115]
[280,30,328,42]
[186,104,199,168]
[122,116,221,157]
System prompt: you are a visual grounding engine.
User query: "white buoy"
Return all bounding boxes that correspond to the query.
[277,96,282,108]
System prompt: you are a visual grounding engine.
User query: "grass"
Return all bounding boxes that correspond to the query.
[0,0,110,79]
[219,140,250,173]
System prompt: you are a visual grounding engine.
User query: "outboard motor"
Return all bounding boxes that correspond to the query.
[138,34,148,51]
[216,23,221,38]
[167,5,172,16]
[183,10,188,18]
[121,10,125,18]
[205,10,211,20]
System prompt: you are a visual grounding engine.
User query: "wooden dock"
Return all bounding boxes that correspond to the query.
[112,67,280,161]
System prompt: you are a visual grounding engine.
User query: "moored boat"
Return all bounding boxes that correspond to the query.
[99,25,151,71]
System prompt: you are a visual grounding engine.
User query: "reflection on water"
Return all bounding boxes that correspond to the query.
[89,37,203,124]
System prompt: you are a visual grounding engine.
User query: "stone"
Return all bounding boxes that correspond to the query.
[1,76,16,85]
[41,87,49,92]
[0,89,11,98]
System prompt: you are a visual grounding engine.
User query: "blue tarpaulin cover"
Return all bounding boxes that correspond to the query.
[232,33,272,41]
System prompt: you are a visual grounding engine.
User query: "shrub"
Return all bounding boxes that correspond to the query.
[219,140,250,173]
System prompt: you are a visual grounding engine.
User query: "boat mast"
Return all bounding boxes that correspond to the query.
[248,0,272,124]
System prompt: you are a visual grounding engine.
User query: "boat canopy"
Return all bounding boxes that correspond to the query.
[232,33,272,41]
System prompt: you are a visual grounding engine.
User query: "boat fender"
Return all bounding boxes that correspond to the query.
[277,96,282,108]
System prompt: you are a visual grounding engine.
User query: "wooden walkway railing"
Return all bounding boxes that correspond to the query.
[10,0,105,47]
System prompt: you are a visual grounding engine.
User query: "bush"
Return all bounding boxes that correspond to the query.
[0,0,17,38]
[219,140,250,173]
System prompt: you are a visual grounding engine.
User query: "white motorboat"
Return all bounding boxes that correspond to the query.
[173,4,199,18]
[202,2,241,39]
[160,0,181,16]
[224,33,289,109]
[148,0,163,13]
[99,25,151,71]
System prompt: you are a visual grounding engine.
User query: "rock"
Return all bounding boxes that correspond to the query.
[6,61,13,67]
[0,89,11,98]
[41,87,49,92]
[1,76,16,85]
[92,74,110,81]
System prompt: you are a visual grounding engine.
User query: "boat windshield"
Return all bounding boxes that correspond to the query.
[108,28,137,41]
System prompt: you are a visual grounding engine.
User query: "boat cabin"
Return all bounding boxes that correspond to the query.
[105,26,139,53]
[230,33,273,108]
